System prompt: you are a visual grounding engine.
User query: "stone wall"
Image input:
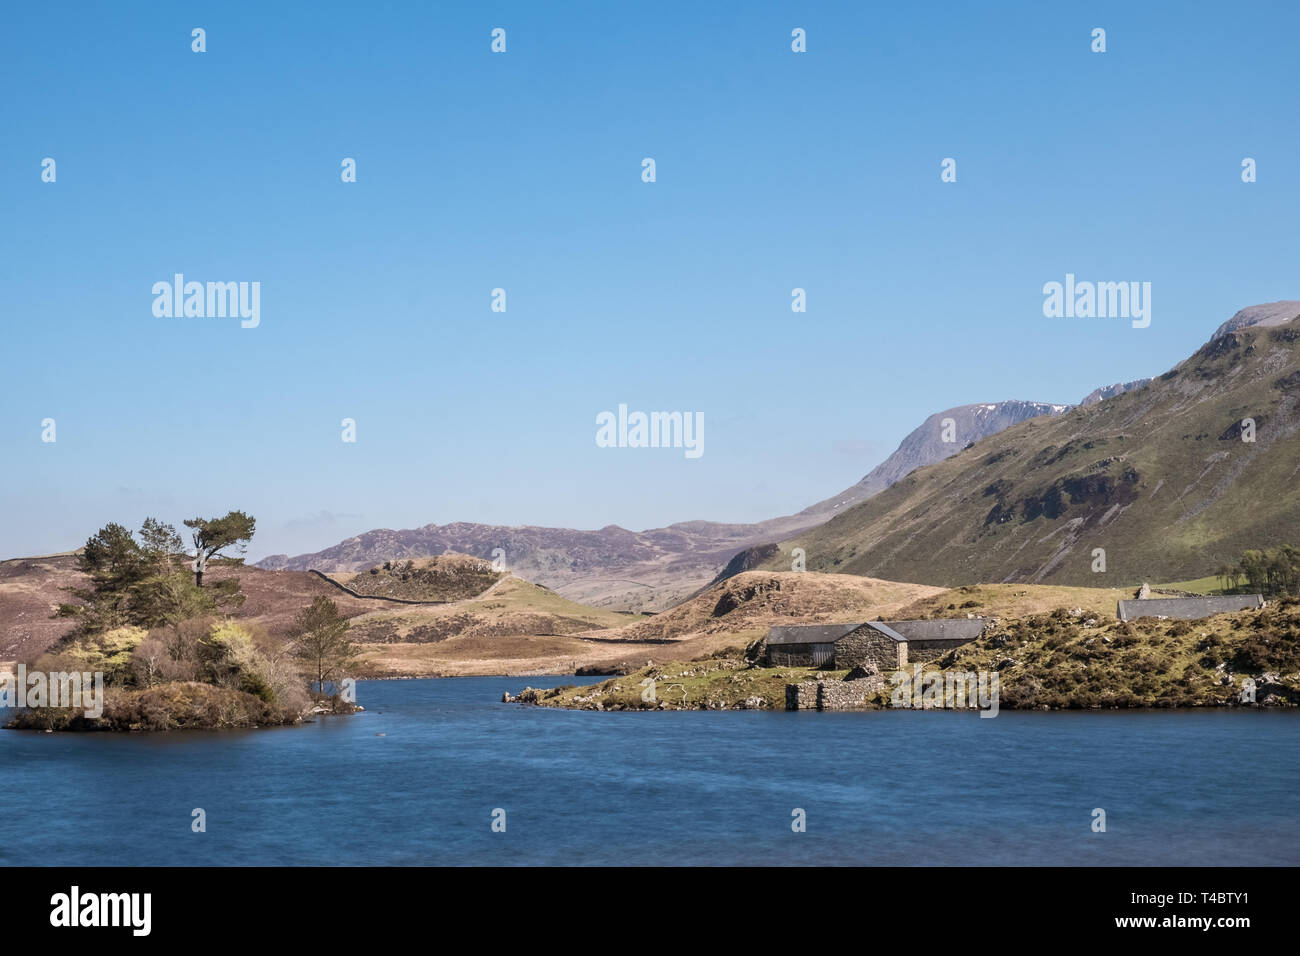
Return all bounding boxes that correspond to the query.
[787,682,821,709]
[785,675,885,711]
[835,627,904,670]
[906,638,972,664]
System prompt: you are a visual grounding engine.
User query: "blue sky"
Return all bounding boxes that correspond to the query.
[2,0,1297,562]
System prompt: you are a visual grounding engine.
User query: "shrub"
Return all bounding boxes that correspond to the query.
[41,626,147,685]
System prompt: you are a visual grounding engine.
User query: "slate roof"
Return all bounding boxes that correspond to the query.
[1116,595,1264,622]
[765,621,907,645]
[883,619,989,642]
[765,623,863,645]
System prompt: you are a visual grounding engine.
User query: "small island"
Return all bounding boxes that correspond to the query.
[2,513,361,731]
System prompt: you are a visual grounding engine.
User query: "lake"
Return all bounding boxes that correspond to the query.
[1,677,1296,866]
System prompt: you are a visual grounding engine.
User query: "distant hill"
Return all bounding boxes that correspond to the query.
[257,515,823,612]
[331,553,503,602]
[744,304,1300,587]
[341,574,635,646]
[256,401,1077,609]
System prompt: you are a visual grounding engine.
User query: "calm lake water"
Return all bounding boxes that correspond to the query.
[1,677,1296,866]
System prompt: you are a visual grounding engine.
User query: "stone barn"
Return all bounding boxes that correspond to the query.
[881,619,991,664]
[830,621,910,670]
[1116,594,1265,622]
[763,619,988,671]
[764,623,867,667]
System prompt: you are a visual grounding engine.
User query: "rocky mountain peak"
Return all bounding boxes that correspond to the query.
[1211,301,1300,340]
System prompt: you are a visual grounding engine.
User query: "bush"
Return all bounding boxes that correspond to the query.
[105,682,293,731]
[199,620,309,712]
[40,626,146,685]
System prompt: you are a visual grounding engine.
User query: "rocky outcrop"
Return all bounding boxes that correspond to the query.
[1079,379,1151,405]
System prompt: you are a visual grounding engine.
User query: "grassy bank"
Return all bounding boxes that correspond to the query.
[509,601,1300,711]
[507,654,838,710]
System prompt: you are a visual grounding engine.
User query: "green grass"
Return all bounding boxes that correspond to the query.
[936,602,1300,708]
[1156,575,1227,595]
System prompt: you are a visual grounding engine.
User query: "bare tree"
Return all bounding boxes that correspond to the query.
[131,638,168,688]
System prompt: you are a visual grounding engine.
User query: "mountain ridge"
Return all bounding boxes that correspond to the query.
[255,398,1080,608]
[743,305,1300,587]
[258,302,1299,607]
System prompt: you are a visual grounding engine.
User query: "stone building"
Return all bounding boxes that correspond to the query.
[833,622,911,670]
[764,623,870,667]
[763,618,988,671]
[1116,594,1264,622]
[882,619,991,664]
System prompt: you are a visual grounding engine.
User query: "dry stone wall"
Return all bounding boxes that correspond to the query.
[786,674,886,711]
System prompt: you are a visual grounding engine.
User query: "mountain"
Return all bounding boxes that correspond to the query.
[261,342,1228,609]
[256,399,1076,609]
[257,516,825,611]
[797,401,1070,517]
[744,304,1300,587]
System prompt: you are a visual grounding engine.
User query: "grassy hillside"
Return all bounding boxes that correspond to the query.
[0,554,90,663]
[758,317,1300,587]
[0,554,384,665]
[892,582,1131,621]
[935,601,1300,709]
[352,571,944,677]
[0,553,650,679]
[346,576,661,677]
[344,575,639,642]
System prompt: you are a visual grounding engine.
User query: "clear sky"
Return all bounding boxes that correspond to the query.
[2,0,1297,562]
